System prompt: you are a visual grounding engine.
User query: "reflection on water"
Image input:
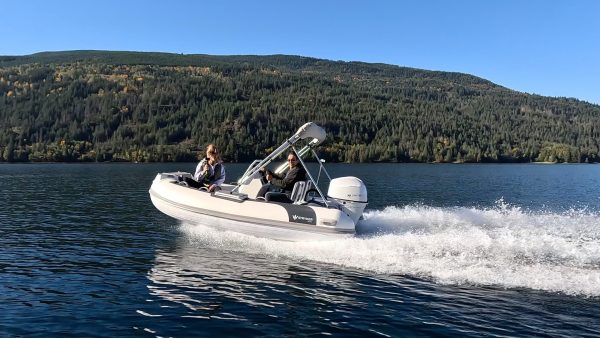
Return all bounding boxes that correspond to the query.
[144,238,369,334]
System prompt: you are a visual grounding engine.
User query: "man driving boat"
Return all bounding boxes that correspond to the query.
[266,151,306,194]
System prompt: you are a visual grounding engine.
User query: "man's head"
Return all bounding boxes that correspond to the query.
[287,152,299,168]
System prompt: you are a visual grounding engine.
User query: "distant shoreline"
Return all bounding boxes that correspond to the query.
[1,160,597,165]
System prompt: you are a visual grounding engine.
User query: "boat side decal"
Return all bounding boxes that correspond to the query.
[281,204,317,225]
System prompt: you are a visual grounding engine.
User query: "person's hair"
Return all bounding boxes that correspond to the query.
[287,151,298,160]
[206,143,221,162]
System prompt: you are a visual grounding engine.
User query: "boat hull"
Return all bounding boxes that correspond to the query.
[149,175,355,242]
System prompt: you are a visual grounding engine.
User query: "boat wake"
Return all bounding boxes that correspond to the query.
[179,199,600,297]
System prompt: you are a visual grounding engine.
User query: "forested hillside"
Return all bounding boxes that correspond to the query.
[1,50,599,163]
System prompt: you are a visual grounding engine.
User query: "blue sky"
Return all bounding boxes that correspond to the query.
[3,0,599,104]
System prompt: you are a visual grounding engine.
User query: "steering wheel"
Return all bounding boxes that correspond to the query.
[259,169,270,185]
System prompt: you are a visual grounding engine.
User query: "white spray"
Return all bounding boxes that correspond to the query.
[180,199,600,297]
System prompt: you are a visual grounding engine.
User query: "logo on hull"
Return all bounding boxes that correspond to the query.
[292,214,314,223]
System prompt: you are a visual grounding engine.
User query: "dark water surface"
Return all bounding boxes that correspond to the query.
[1,163,599,337]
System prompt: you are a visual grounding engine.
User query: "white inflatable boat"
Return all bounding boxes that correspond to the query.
[149,122,368,241]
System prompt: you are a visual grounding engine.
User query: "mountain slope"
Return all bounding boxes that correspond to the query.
[1,50,598,163]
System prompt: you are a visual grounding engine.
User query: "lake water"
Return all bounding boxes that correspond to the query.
[1,163,599,337]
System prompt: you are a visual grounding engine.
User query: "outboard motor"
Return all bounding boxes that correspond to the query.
[327,177,368,223]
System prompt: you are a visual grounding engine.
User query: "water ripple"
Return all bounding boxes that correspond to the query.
[2,163,600,337]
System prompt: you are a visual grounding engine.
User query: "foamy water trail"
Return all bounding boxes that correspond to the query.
[180,200,600,297]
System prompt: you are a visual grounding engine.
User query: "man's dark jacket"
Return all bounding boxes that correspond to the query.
[271,166,307,192]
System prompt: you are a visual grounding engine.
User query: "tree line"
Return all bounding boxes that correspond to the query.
[1,51,599,163]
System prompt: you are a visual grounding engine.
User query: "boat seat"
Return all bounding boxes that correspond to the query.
[291,181,313,204]
[265,192,292,203]
[265,181,313,204]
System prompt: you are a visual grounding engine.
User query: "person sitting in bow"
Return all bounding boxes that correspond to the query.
[185,143,225,192]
